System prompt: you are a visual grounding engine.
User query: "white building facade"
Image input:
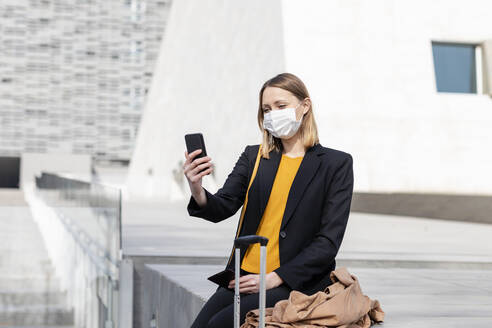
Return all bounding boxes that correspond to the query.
[127,0,492,201]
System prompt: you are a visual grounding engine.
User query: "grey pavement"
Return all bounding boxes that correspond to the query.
[122,200,492,267]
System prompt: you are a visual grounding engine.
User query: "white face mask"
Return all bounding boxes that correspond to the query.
[263,102,303,139]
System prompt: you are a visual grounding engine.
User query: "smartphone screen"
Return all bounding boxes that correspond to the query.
[185,133,208,174]
[185,133,207,158]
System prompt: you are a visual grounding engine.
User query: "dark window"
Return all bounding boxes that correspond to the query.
[0,157,20,188]
[432,42,477,93]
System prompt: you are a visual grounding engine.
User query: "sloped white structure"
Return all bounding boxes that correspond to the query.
[127,0,492,201]
[126,0,285,200]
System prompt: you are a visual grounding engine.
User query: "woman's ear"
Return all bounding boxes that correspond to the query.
[302,98,311,115]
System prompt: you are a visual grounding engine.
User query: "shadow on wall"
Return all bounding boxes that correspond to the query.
[351,192,492,224]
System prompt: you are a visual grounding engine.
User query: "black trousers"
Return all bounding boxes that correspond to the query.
[190,270,292,328]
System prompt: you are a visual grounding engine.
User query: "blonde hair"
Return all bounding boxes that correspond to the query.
[257,73,320,159]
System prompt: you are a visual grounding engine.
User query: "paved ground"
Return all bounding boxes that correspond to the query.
[122,200,492,267]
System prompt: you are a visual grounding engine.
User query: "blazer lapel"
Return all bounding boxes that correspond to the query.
[254,143,324,232]
[280,144,323,230]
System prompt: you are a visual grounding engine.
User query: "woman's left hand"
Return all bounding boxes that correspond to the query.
[228,272,284,294]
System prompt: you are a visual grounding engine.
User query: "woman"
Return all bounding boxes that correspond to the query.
[183,73,354,328]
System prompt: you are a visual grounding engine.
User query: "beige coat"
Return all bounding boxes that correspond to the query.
[241,267,384,328]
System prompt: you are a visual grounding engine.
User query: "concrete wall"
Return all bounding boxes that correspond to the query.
[139,264,207,328]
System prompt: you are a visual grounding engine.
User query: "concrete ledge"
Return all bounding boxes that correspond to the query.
[133,252,492,327]
[127,252,492,270]
[140,264,492,328]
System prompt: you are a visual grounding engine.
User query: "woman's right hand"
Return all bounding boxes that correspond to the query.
[183,149,214,207]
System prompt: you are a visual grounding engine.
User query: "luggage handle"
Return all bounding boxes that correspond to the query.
[234,235,269,328]
[234,235,268,247]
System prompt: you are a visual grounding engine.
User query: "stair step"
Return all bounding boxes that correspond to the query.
[0,255,54,265]
[0,228,45,232]
[0,254,54,262]
[0,304,71,312]
[0,277,62,291]
[0,258,55,270]
[0,326,74,328]
[0,290,69,307]
[0,305,74,325]
[0,230,44,235]
[0,242,50,248]
[0,265,57,277]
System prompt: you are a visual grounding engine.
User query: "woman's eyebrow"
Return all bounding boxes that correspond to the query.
[263,99,288,107]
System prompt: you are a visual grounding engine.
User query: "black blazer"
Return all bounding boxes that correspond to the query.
[187,142,354,295]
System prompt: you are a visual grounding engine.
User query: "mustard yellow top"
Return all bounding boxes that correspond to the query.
[241,154,304,273]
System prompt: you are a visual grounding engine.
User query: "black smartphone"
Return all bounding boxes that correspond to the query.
[207,269,237,289]
[185,133,208,174]
[185,133,207,158]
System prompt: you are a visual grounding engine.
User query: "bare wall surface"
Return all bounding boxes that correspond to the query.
[282,0,492,195]
[126,0,285,201]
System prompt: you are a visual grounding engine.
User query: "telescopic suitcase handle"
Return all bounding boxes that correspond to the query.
[234,235,268,247]
[234,235,269,328]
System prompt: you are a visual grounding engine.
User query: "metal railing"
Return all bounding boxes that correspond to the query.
[31,172,123,328]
